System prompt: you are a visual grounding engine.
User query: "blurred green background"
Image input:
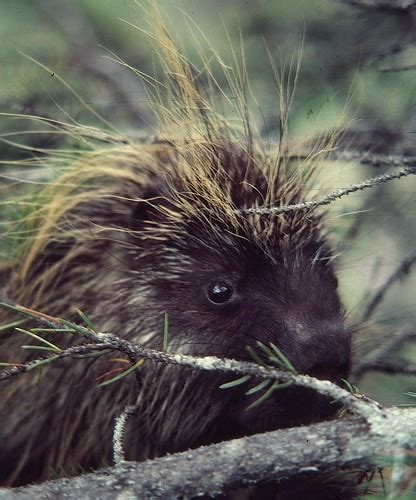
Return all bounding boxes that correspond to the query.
[0,0,415,495]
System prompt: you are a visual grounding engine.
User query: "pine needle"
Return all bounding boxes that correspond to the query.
[75,309,98,333]
[246,379,271,395]
[246,381,293,411]
[21,345,58,352]
[15,327,62,352]
[245,345,268,367]
[0,319,28,332]
[97,358,145,388]
[219,374,251,389]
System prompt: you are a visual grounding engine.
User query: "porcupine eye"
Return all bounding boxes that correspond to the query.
[207,282,234,305]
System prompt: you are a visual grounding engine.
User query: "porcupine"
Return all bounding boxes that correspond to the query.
[0,7,353,497]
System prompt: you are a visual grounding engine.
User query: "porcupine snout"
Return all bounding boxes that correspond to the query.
[281,318,351,381]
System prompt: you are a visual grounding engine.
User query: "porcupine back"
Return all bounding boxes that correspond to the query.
[0,4,351,490]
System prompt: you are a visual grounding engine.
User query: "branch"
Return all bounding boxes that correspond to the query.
[0,343,111,381]
[355,361,416,377]
[10,408,416,499]
[289,147,416,167]
[0,328,377,418]
[339,0,416,69]
[340,1,416,15]
[331,150,416,168]
[0,302,381,419]
[351,330,416,382]
[361,252,416,322]
[380,63,416,72]
[237,165,416,216]
[113,402,140,464]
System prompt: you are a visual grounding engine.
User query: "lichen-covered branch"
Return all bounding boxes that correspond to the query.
[8,407,416,499]
[0,305,380,420]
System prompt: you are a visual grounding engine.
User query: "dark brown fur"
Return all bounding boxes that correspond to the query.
[0,140,352,492]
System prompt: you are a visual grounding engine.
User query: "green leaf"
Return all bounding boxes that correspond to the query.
[31,328,74,333]
[246,379,271,395]
[0,301,32,317]
[15,328,62,352]
[269,342,297,373]
[340,378,357,394]
[219,374,251,389]
[0,319,28,332]
[75,309,97,333]
[60,319,93,335]
[21,345,58,352]
[257,341,296,373]
[256,341,275,359]
[27,355,61,370]
[246,381,293,411]
[98,358,144,388]
[245,345,268,367]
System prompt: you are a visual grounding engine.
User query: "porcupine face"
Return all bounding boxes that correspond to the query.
[126,167,351,441]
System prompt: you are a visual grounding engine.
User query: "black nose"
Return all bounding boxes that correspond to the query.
[284,322,351,382]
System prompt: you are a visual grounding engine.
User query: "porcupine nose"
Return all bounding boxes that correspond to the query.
[287,320,351,381]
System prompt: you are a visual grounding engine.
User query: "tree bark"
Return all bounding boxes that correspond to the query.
[4,408,415,499]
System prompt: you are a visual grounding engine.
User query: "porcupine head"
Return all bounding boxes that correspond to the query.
[0,2,352,486]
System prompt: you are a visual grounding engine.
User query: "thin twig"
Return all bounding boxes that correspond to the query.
[330,150,416,168]
[0,342,111,381]
[351,330,416,382]
[113,401,141,465]
[380,63,416,72]
[355,362,416,377]
[340,0,416,14]
[237,165,415,216]
[361,252,416,322]
[0,306,381,419]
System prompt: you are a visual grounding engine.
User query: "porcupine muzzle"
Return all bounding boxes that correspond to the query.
[218,317,351,438]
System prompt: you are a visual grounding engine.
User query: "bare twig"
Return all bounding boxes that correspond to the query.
[380,63,416,72]
[331,150,416,168]
[339,0,416,68]
[237,165,416,216]
[355,361,416,377]
[361,252,416,322]
[289,147,416,167]
[351,330,416,382]
[340,0,416,14]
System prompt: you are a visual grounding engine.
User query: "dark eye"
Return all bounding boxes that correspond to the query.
[207,282,234,305]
